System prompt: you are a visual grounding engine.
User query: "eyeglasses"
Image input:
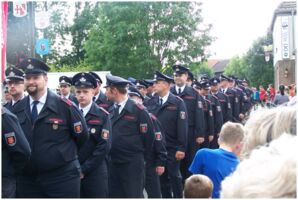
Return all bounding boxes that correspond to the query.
[7,81,24,86]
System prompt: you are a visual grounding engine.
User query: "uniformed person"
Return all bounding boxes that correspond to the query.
[219,75,238,122]
[128,86,167,198]
[58,75,78,104]
[4,67,26,110]
[242,79,254,112]
[146,71,188,198]
[210,77,233,123]
[193,80,215,149]
[72,72,111,198]
[89,71,113,110]
[105,74,155,198]
[207,78,224,149]
[186,70,194,87]
[170,64,205,182]
[143,79,155,98]
[13,58,89,198]
[2,107,31,198]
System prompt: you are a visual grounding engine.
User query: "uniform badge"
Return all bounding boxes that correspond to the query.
[101,129,109,140]
[235,97,239,103]
[140,123,148,133]
[74,121,82,134]
[198,101,203,108]
[155,132,162,141]
[4,132,16,146]
[244,95,248,100]
[27,64,34,69]
[9,71,15,76]
[91,128,96,134]
[217,106,221,112]
[80,77,86,82]
[228,103,231,109]
[209,110,213,117]
[52,121,59,130]
[180,111,186,119]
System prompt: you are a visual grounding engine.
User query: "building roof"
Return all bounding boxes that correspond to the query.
[213,59,230,73]
[270,1,297,32]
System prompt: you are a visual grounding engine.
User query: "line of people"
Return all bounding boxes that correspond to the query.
[2,58,255,198]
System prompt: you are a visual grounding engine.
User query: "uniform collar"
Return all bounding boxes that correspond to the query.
[175,84,186,93]
[29,90,47,106]
[79,101,93,117]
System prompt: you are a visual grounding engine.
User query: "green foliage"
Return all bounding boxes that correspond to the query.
[223,35,274,87]
[84,2,213,78]
[189,61,214,79]
[243,35,274,87]
[50,61,94,72]
[224,56,247,79]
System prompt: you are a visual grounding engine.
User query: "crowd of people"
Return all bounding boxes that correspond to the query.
[2,57,296,198]
[251,83,295,107]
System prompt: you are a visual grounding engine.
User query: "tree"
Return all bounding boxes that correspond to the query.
[84,2,213,78]
[189,61,214,80]
[224,56,247,79]
[244,35,274,88]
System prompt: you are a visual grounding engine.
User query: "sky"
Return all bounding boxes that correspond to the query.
[199,0,286,59]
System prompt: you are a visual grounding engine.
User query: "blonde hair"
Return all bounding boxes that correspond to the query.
[219,122,245,148]
[184,175,213,198]
[241,106,296,159]
[221,134,297,198]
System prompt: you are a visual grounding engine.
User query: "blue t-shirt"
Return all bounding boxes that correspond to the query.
[188,148,239,198]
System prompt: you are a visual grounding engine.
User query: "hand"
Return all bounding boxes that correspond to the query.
[80,172,84,179]
[239,113,245,120]
[175,151,185,160]
[208,135,214,142]
[196,137,205,144]
[155,166,165,176]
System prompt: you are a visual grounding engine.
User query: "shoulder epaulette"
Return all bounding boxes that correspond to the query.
[136,103,145,110]
[205,98,211,103]
[61,97,73,106]
[175,95,183,101]
[149,113,157,121]
[99,106,110,115]
[212,94,219,100]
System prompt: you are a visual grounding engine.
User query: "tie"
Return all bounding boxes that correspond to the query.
[178,88,181,94]
[159,98,163,105]
[80,109,84,116]
[114,104,121,118]
[92,96,96,102]
[31,101,39,123]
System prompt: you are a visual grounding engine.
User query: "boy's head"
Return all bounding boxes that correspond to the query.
[184,175,213,198]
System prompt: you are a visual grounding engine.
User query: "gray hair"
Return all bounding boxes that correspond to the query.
[241,106,296,159]
[221,134,297,198]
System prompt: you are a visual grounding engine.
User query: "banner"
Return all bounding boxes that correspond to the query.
[36,39,50,55]
[1,1,8,82]
[35,11,50,29]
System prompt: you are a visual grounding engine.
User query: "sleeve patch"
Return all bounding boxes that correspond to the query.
[180,111,186,119]
[217,106,221,112]
[198,101,203,108]
[209,110,213,117]
[228,103,231,109]
[140,123,148,133]
[155,132,162,141]
[101,129,109,140]
[74,121,82,134]
[4,132,16,146]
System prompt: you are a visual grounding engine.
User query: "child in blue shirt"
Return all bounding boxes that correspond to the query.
[189,122,245,198]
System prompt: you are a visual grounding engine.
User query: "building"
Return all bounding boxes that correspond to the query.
[269,1,296,88]
[207,59,230,76]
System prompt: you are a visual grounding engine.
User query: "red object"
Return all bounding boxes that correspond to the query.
[1,1,8,82]
[269,88,276,101]
[260,88,267,101]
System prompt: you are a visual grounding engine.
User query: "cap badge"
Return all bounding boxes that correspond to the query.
[80,77,86,82]
[27,64,34,69]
